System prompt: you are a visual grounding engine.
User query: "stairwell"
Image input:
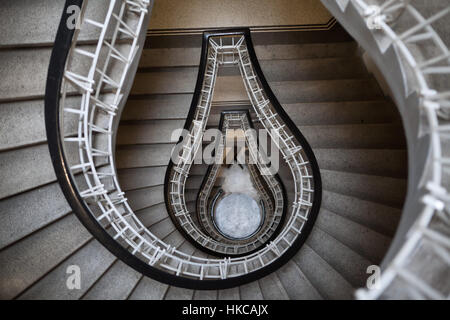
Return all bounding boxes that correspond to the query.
[0,0,409,300]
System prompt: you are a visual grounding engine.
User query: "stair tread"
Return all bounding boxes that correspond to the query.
[0,182,71,250]
[82,260,142,300]
[193,289,218,300]
[147,217,176,240]
[239,281,264,300]
[126,185,164,212]
[322,190,402,237]
[164,286,195,300]
[306,226,373,288]
[137,203,169,229]
[117,122,406,150]
[128,277,168,300]
[313,148,407,178]
[258,272,289,300]
[218,287,240,300]
[0,0,131,48]
[130,67,384,101]
[293,245,354,300]
[138,42,358,68]
[118,166,167,191]
[116,144,175,169]
[259,57,370,81]
[122,97,399,125]
[320,169,407,208]
[316,208,391,263]
[19,240,115,300]
[117,120,185,145]
[0,97,80,152]
[0,214,91,299]
[0,144,56,199]
[122,94,193,121]
[276,260,323,300]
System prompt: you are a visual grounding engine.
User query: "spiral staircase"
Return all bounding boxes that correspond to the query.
[0,0,448,300]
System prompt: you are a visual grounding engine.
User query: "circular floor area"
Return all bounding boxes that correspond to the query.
[214,193,262,240]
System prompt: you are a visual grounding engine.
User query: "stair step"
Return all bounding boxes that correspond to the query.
[0,144,55,199]
[212,77,385,103]
[162,229,188,249]
[276,260,323,299]
[299,124,406,149]
[120,98,400,126]
[258,57,370,82]
[128,277,168,300]
[0,182,71,250]
[217,57,369,81]
[117,120,185,145]
[258,272,289,300]
[0,97,81,152]
[121,97,396,128]
[116,144,175,169]
[83,260,142,300]
[137,203,170,228]
[314,148,407,178]
[138,42,358,68]
[0,48,51,101]
[122,94,193,121]
[18,240,115,300]
[185,175,204,190]
[0,140,101,200]
[118,166,167,191]
[0,214,91,299]
[193,289,218,300]
[130,68,383,101]
[0,45,107,101]
[165,286,194,300]
[321,169,407,208]
[0,0,128,48]
[293,245,354,300]
[117,122,405,150]
[184,190,199,203]
[272,78,384,104]
[126,185,164,212]
[284,100,400,125]
[322,190,402,237]
[131,67,198,96]
[315,208,391,263]
[239,280,264,300]
[306,226,372,288]
[255,42,358,60]
[218,287,240,300]
[280,165,407,209]
[148,217,177,240]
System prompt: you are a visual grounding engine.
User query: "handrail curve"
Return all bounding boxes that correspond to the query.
[321,0,450,299]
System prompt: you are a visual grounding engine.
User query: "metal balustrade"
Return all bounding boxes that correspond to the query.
[49,7,321,287]
[166,33,319,260]
[43,0,450,295]
[320,0,450,300]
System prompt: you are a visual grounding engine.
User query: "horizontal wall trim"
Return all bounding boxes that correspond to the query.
[147,18,336,37]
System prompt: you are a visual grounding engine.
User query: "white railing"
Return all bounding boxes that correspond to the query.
[167,34,315,257]
[61,18,318,280]
[322,0,450,299]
